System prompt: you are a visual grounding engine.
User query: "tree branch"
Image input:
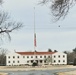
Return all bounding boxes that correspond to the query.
[40,0,76,21]
[0,11,23,41]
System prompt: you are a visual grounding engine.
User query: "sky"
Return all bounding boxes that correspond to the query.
[0,0,76,52]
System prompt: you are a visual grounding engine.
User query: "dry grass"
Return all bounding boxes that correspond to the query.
[0,73,7,75]
[57,73,66,75]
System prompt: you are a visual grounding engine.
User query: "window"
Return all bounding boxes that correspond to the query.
[54,56,56,58]
[13,56,15,58]
[31,56,33,58]
[58,60,60,62]
[63,55,65,58]
[40,60,42,63]
[63,60,65,62]
[27,56,29,58]
[8,61,10,63]
[48,56,50,58]
[44,56,46,58]
[35,56,37,58]
[44,60,46,63]
[40,56,42,58]
[8,56,10,59]
[27,61,29,63]
[13,61,15,63]
[31,60,33,63]
[17,56,19,58]
[23,56,25,58]
[17,61,19,63]
[54,60,56,63]
[58,55,60,58]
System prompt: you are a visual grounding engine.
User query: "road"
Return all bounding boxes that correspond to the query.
[1,68,76,75]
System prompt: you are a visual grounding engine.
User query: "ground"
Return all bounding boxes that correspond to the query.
[0,65,76,75]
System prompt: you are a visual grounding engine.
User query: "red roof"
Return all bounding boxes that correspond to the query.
[16,52,56,55]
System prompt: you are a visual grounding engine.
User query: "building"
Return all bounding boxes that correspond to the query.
[52,52,67,65]
[6,51,67,66]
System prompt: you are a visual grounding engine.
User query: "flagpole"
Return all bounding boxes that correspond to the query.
[34,7,35,52]
[34,7,36,63]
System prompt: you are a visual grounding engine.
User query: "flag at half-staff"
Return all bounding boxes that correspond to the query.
[34,33,37,47]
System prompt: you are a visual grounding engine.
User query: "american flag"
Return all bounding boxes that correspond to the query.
[34,33,36,47]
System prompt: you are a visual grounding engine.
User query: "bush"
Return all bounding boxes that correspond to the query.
[32,62,38,66]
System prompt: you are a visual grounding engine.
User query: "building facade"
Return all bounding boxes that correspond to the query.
[52,52,67,65]
[6,52,67,66]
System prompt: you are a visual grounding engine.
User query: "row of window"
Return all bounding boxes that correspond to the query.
[53,60,65,63]
[8,60,44,64]
[8,55,51,59]
[8,56,19,59]
[8,61,20,63]
[8,55,65,59]
[53,55,65,58]
[8,60,66,64]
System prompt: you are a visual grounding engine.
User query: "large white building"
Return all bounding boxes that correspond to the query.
[6,52,67,66]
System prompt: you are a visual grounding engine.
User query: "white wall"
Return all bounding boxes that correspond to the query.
[52,52,67,65]
[6,52,23,66]
[6,52,67,66]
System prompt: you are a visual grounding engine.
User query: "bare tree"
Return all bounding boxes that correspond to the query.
[63,50,76,65]
[0,0,23,65]
[0,0,23,41]
[0,0,3,4]
[0,48,8,65]
[0,12,23,40]
[40,0,76,21]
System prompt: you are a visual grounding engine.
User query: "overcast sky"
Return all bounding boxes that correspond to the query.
[1,0,76,52]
